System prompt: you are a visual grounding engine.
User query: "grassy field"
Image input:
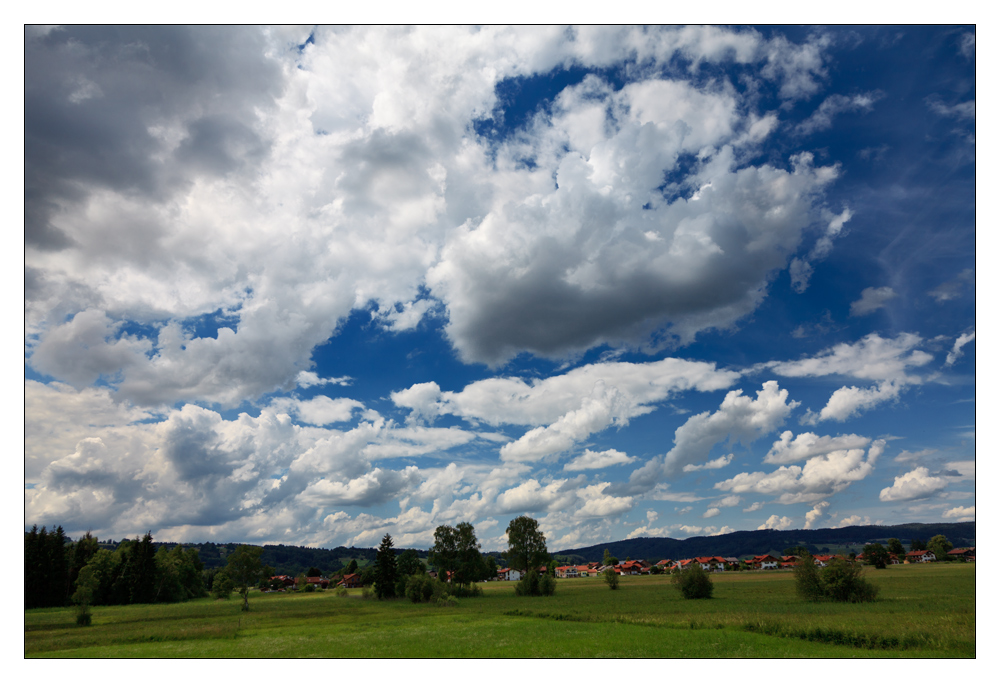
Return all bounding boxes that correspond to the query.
[24,563,974,658]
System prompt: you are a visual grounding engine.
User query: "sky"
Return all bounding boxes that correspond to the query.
[24,25,976,553]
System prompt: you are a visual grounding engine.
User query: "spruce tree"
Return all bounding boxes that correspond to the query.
[374,534,397,600]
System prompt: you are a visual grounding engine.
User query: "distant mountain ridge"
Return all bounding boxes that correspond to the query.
[553,522,976,563]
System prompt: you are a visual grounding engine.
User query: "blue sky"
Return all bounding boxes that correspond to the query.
[24,26,975,551]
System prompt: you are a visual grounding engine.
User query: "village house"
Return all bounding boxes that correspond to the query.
[947,547,975,561]
[905,550,937,563]
[337,573,362,588]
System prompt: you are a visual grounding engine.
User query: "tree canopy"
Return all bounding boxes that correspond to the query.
[429,522,486,586]
[224,545,273,612]
[928,534,953,560]
[862,543,890,569]
[506,516,549,575]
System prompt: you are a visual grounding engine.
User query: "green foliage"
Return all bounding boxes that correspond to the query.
[793,553,825,601]
[71,563,99,627]
[211,572,234,599]
[603,567,620,590]
[505,516,549,576]
[602,548,618,567]
[222,545,272,611]
[306,566,322,577]
[429,522,487,588]
[862,543,890,569]
[513,568,555,597]
[374,534,397,600]
[333,585,348,598]
[24,525,71,608]
[345,559,359,575]
[821,559,879,603]
[672,562,714,599]
[928,535,953,561]
[887,538,905,556]
[794,555,878,603]
[910,538,927,551]
[436,595,459,608]
[396,549,423,578]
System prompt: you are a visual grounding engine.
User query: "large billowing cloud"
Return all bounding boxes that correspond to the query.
[26,26,840,408]
[24,26,972,550]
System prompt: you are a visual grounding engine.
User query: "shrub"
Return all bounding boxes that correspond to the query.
[793,553,825,602]
[672,562,714,599]
[821,559,879,603]
[360,586,374,600]
[794,556,879,603]
[514,569,555,596]
[603,567,620,590]
[333,585,348,598]
[436,595,458,608]
[75,610,92,626]
[514,569,539,596]
[303,584,315,593]
[405,573,452,602]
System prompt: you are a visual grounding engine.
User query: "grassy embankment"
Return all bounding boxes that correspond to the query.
[25,562,974,658]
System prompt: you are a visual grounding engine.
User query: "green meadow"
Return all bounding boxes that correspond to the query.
[25,563,974,658]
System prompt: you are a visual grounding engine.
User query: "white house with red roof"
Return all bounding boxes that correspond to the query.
[906,550,936,563]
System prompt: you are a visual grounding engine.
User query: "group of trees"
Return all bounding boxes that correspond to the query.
[25,527,207,611]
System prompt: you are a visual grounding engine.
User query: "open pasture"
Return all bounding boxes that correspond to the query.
[25,563,974,658]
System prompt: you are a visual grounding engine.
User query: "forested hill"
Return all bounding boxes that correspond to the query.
[553,522,976,564]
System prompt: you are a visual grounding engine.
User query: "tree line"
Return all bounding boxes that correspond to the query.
[26,526,206,610]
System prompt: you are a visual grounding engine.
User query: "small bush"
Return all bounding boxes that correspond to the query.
[405,574,451,603]
[603,567,620,590]
[436,595,458,608]
[303,584,315,593]
[822,559,879,603]
[333,585,348,597]
[672,563,714,599]
[450,582,483,598]
[360,586,374,600]
[514,569,554,596]
[794,556,879,603]
[75,608,92,626]
[793,553,825,602]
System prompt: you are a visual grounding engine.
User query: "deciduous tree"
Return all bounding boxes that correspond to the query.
[928,534,953,561]
[603,567,620,590]
[505,516,548,576]
[886,538,905,556]
[223,545,272,611]
[862,543,890,569]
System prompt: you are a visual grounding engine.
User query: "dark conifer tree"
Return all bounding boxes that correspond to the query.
[374,534,397,600]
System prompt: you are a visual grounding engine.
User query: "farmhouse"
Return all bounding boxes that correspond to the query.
[906,550,937,563]
[948,547,975,561]
[338,573,362,588]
